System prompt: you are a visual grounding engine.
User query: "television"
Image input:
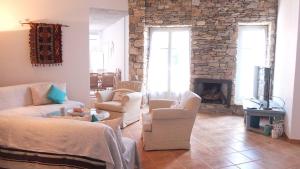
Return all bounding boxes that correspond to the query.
[253,66,272,110]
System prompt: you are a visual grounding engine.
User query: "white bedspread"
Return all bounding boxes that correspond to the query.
[0,115,124,169]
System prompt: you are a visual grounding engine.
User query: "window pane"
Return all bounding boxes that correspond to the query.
[235,25,268,104]
[148,28,190,99]
[148,31,169,94]
[89,35,103,73]
[170,30,190,94]
[151,31,169,49]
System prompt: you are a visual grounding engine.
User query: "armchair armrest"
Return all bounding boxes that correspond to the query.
[152,108,194,120]
[149,99,176,112]
[122,92,142,105]
[142,112,152,132]
[95,90,113,102]
[121,92,143,112]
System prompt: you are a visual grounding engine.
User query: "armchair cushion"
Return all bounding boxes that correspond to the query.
[149,99,176,112]
[95,90,113,103]
[95,101,124,112]
[152,108,194,120]
[95,92,142,113]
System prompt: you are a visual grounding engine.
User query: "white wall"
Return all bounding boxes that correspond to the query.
[101,17,129,80]
[124,15,130,81]
[291,0,300,139]
[0,0,127,104]
[273,0,300,139]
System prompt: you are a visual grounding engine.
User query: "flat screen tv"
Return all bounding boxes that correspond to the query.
[253,66,272,110]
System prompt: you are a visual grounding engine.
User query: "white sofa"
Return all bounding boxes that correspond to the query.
[0,83,142,169]
[142,91,202,151]
[0,83,83,117]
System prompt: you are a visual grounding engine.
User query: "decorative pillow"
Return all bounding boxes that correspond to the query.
[112,91,127,101]
[112,89,135,102]
[47,85,66,104]
[101,118,126,153]
[30,83,53,105]
[112,88,135,102]
[54,82,68,100]
[30,82,68,105]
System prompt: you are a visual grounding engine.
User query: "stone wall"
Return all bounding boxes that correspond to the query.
[145,0,192,26]
[129,0,277,110]
[128,0,145,81]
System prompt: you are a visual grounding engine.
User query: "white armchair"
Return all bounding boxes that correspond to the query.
[95,81,142,128]
[142,91,201,150]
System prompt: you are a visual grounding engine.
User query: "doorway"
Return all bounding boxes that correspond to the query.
[89,8,128,95]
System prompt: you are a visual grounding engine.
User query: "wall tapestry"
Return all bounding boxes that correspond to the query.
[29,23,62,66]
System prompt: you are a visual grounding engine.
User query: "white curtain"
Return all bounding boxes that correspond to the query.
[235,25,268,104]
[147,28,190,100]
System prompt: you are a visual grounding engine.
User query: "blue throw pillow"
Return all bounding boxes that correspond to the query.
[47,85,66,104]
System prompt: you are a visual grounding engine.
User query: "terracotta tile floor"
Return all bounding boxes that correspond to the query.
[122,113,300,169]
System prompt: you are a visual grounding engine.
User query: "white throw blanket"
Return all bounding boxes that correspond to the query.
[0,115,124,169]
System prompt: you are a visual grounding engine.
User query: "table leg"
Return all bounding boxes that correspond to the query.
[246,114,251,130]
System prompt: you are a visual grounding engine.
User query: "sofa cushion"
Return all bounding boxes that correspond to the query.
[95,101,124,113]
[0,84,33,111]
[30,83,52,105]
[47,85,66,104]
[30,83,68,106]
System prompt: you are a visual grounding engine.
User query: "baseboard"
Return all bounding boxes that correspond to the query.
[287,138,300,144]
[283,134,300,144]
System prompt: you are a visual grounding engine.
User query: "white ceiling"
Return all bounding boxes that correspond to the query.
[89,8,128,34]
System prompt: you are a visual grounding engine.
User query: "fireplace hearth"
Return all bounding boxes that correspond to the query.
[194,78,232,107]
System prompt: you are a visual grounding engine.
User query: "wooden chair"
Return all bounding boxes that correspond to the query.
[90,73,99,91]
[100,72,115,90]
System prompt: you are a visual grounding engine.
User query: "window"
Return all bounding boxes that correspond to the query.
[235,25,269,104]
[148,28,190,99]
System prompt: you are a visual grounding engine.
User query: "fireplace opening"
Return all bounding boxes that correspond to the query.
[194,78,232,107]
[201,83,224,104]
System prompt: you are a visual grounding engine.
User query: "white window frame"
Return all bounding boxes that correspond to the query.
[234,24,270,104]
[148,27,191,98]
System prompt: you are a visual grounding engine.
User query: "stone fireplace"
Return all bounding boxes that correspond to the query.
[194,78,232,107]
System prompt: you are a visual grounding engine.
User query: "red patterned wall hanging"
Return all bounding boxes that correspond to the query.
[29,23,63,66]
